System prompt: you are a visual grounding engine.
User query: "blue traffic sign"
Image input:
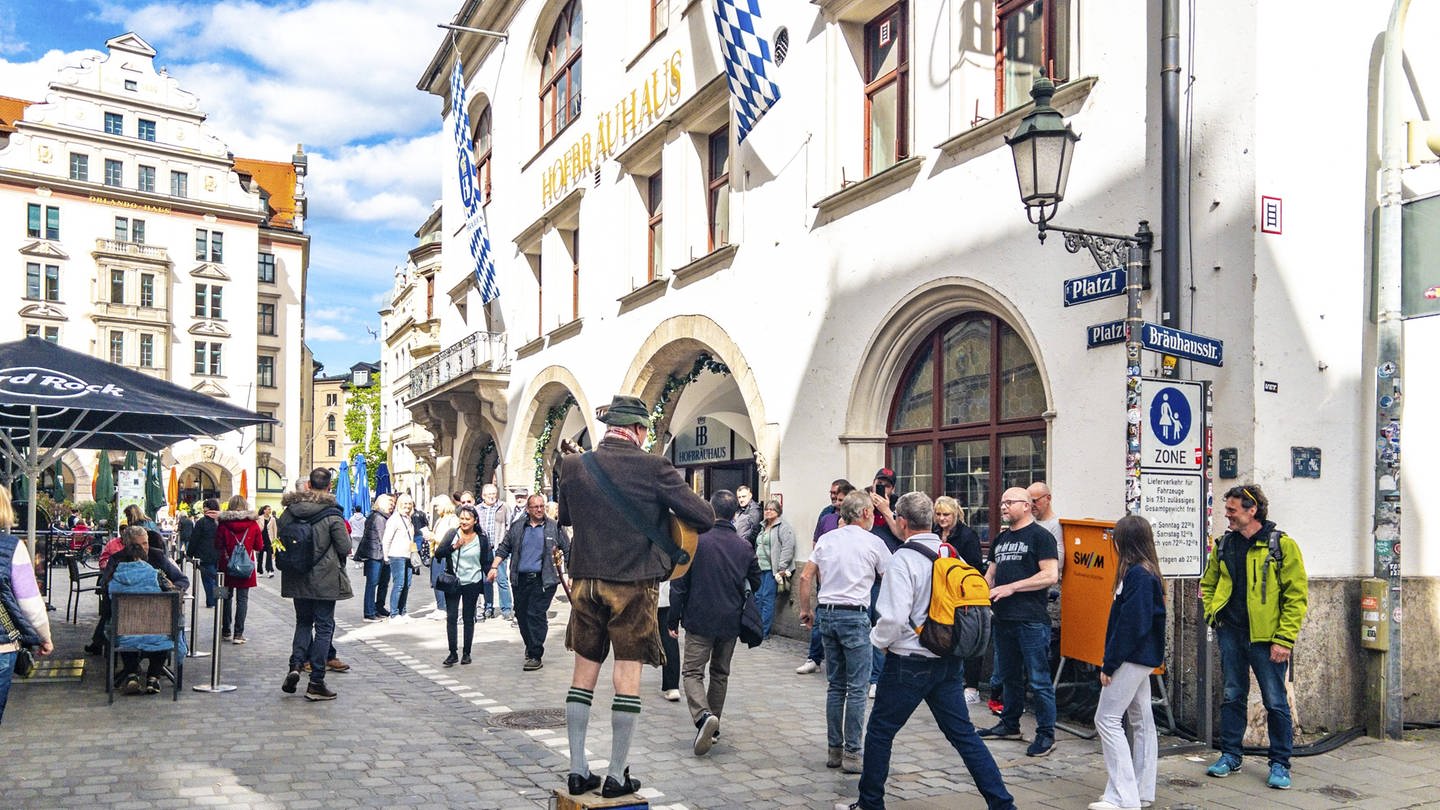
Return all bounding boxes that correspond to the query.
[1086,319,1126,348]
[1063,267,1126,307]
[1140,322,1224,367]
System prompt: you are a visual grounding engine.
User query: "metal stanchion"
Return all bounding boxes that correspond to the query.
[186,560,210,659]
[193,586,235,692]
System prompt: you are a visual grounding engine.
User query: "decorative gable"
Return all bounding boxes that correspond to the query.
[192,379,229,398]
[19,240,70,260]
[18,303,66,321]
[105,33,157,58]
[188,321,231,338]
[190,263,230,281]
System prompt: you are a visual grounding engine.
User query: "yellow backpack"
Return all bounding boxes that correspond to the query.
[902,541,993,659]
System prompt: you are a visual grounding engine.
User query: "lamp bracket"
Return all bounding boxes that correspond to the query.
[1039,222,1141,272]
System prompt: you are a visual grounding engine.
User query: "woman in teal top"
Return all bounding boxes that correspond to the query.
[433,505,493,667]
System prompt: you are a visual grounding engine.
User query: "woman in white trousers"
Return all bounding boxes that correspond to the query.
[1091,515,1167,810]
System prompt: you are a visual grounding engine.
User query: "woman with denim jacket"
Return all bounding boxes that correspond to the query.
[0,489,53,723]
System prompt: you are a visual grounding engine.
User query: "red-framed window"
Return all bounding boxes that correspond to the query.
[646,172,663,281]
[887,312,1048,544]
[650,0,669,39]
[996,0,1070,113]
[707,127,730,251]
[474,104,493,203]
[571,230,581,322]
[539,0,583,147]
[864,2,908,177]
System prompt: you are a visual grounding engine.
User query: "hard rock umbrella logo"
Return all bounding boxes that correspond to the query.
[0,366,126,399]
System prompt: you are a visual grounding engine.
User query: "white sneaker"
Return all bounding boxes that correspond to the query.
[796,659,819,674]
[663,689,681,702]
[965,687,980,704]
[1088,802,1140,810]
[868,683,877,699]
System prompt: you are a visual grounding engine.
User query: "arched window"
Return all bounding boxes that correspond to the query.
[539,0,582,146]
[326,413,336,431]
[257,467,285,493]
[473,104,492,202]
[886,312,1047,543]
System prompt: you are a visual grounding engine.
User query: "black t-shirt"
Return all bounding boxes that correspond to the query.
[989,522,1058,623]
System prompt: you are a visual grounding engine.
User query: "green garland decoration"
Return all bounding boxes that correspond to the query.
[644,353,731,451]
[474,439,496,491]
[533,396,576,492]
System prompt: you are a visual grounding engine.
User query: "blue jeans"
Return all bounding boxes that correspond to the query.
[756,574,778,637]
[363,559,383,618]
[858,653,1014,810]
[0,650,15,725]
[429,558,448,612]
[807,624,825,662]
[484,559,513,614]
[290,598,336,683]
[386,557,412,616]
[993,620,1055,737]
[819,607,873,753]
[198,562,218,608]
[1217,623,1293,768]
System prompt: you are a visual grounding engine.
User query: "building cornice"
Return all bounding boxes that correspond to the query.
[18,119,233,168]
[0,170,267,224]
[49,82,208,123]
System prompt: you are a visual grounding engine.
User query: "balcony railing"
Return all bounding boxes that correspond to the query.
[406,330,509,400]
[95,238,169,261]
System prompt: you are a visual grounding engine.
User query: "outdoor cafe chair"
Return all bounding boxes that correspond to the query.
[65,554,101,624]
[105,591,184,703]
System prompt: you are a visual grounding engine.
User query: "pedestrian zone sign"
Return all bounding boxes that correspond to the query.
[1139,379,1204,472]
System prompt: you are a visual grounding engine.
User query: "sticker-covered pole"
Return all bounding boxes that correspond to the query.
[1124,222,1153,516]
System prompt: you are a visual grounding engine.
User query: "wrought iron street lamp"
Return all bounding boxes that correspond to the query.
[1007,75,1153,518]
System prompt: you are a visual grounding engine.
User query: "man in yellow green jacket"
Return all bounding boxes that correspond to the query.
[1199,484,1309,791]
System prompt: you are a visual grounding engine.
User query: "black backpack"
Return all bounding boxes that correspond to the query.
[275,508,341,576]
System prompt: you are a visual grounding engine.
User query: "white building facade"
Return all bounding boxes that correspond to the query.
[0,33,309,513]
[404,1,1440,730]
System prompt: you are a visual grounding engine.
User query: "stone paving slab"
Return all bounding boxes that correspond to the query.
[6,566,1440,809]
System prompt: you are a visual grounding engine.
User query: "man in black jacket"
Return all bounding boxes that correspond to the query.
[277,468,352,701]
[555,395,714,799]
[668,490,761,757]
[491,494,570,671]
[187,499,221,608]
[732,485,762,548]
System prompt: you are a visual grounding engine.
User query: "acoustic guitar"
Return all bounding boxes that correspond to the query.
[560,439,699,581]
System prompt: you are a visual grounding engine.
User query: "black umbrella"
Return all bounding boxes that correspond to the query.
[0,337,274,553]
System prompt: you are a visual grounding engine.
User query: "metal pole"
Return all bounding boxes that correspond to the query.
[1160,0,1181,330]
[1370,0,1410,741]
[1124,223,1153,516]
[25,405,38,557]
[186,559,210,659]
[192,587,234,692]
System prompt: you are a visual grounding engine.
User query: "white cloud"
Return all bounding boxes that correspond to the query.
[0,48,104,101]
[309,306,359,323]
[306,132,445,224]
[307,324,350,341]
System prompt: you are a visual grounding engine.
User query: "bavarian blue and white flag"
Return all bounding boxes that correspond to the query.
[712,0,782,142]
[450,59,499,304]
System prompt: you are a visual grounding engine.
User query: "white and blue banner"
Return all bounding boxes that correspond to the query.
[450,59,499,304]
[712,0,782,142]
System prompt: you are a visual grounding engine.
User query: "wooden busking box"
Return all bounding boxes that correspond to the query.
[550,789,648,810]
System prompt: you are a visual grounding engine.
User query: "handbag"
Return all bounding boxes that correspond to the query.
[0,593,36,676]
[13,647,36,678]
[738,582,764,648]
[434,534,462,594]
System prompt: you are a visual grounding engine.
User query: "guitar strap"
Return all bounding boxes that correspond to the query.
[579,452,691,566]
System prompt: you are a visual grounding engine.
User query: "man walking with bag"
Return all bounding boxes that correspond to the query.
[667,489,761,757]
[837,492,1014,810]
[491,494,569,671]
[555,395,714,798]
[277,468,352,701]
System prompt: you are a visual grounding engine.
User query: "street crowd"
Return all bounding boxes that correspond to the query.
[0,392,1311,810]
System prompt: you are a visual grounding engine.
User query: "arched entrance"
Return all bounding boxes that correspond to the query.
[179,463,230,508]
[619,316,772,498]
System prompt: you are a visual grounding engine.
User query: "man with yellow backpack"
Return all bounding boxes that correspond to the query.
[835,492,1015,810]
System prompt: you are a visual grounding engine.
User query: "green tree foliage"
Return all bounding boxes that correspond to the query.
[343,381,387,489]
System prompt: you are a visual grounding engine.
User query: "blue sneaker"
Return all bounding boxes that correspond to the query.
[1267,763,1292,789]
[1206,754,1242,777]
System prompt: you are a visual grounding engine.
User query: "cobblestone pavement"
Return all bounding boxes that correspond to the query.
[6,567,1440,809]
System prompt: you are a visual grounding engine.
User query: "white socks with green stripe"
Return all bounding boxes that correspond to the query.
[608,694,642,783]
[566,687,593,776]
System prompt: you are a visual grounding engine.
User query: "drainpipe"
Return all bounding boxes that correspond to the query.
[1370,0,1410,742]
[1161,0,1181,334]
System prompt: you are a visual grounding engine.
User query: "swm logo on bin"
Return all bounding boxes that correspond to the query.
[0,367,125,400]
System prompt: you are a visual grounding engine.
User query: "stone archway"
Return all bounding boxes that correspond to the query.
[841,276,1053,477]
[618,315,776,487]
[509,365,595,497]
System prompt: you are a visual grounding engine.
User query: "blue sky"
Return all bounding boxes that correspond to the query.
[0,0,458,373]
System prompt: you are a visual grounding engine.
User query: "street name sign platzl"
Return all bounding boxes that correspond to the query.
[1063,267,1126,306]
[1140,322,1224,366]
[1087,319,1126,349]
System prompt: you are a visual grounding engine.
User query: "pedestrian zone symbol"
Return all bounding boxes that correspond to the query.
[1149,387,1191,447]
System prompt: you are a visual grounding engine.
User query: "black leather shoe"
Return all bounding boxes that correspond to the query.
[567,772,601,795]
[601,769,641,798]
[460,653,472,665]
[443,653,458,667]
